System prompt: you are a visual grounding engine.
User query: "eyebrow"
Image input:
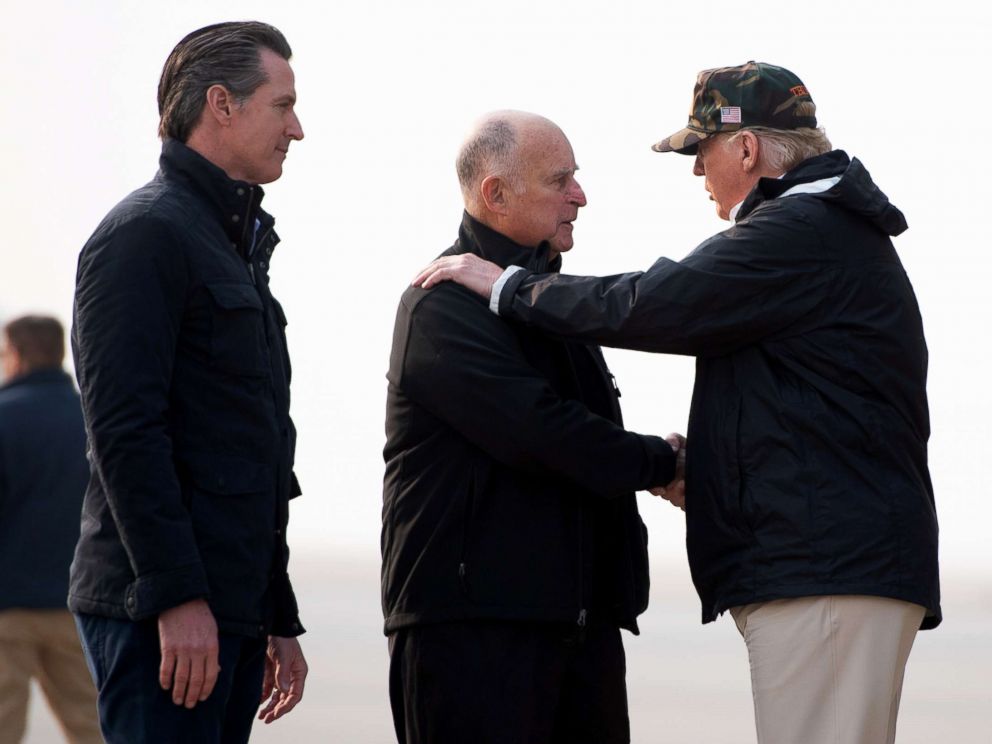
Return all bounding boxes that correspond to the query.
[549,165,578,180]
[272,92,297,105]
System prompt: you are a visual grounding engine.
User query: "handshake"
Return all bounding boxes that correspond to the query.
[651,433,686,510]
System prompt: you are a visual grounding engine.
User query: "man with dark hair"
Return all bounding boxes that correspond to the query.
[417,63,940,744]
[0,316,101,744]
[384,110,683,744]
[71,21,306,743]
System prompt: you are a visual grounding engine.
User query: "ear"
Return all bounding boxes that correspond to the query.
[2,345,25,379]
[739,130,760,173]
[203,84,236,127]
[480,175,510,215]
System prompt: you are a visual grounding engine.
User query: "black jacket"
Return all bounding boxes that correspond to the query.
[382,213,676,635]
[0,369,89,609]
[70,139,303,638]
[496,151,941,629]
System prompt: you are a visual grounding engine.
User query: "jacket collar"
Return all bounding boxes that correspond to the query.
[0,367,72,394]
[158,139,277,258]
[457,212,562,274]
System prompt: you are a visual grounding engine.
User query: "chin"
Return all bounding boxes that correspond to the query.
[254,165,284,186]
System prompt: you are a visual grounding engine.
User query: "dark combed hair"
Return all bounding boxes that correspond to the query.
[4,315,65,371]
[157,21,292,142]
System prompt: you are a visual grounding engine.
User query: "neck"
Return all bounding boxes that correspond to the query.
[465,205,538,252]
[183,129,250,184]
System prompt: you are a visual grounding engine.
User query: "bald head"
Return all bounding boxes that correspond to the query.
[456,111,562,208]
[455,110,587,257]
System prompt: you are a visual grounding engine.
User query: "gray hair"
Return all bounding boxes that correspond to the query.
[456,115,522,203]
[157,21,292,142]
[729,126,833,173]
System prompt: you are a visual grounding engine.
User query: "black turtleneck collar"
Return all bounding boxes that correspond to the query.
[457,211,563,274]
[159,139,275,257]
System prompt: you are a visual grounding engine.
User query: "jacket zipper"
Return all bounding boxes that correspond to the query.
[458,473,476,596]
[577,497,586,636]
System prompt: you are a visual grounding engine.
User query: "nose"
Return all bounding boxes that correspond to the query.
[287,111,304,141]
[692,152,704,176]
[569,178,587,207]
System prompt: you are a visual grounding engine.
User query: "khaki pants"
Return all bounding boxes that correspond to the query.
[0,609,102,744]
[731,595,925,744]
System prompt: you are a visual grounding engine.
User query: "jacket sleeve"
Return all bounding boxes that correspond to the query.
[73,215,210,619]
[499,202,839,357]
[270,571,305,637]
[393,286,676,495]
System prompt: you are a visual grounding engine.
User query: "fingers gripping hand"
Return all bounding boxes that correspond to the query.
[258,636,308,724]
[650,433,687,510]
[158,599,220,708]
[412,254,504,298]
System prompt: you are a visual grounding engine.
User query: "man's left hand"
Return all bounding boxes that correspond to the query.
[258,636,308,724]
[650,433,686,510]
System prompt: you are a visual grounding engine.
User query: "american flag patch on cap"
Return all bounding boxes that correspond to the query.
[720,107,742,124]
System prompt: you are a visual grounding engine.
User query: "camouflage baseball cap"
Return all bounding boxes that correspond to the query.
[652,61,817,155]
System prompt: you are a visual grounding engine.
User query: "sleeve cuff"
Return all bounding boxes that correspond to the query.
[124,562,210,620]
[489,266,525,315]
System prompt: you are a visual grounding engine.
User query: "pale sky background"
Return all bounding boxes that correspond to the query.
[2,0,989,584]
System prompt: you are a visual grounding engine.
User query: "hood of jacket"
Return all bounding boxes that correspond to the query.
[738,149,908,236]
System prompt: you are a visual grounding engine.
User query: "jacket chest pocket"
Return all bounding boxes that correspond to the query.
[205,282,269,377]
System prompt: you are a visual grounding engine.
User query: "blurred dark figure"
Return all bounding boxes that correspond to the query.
[0,315,100,744]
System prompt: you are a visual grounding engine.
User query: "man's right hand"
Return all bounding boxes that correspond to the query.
[158,598,220,708]
[413,253,503,298]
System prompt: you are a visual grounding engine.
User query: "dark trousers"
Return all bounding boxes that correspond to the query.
[74,613,267,744]
[389,621,629,744]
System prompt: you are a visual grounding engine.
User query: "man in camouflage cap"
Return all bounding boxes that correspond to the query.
[652,61,817,154]
[415,60,940,744]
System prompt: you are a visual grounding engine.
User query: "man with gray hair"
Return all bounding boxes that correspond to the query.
[72,21,307,743]
[383,110,683,743]
[416,63,941,744]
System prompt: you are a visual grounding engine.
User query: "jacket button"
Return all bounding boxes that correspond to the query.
[231,214,240,223]
[258,624,265,634]
[126,596,135,608]
[237,188,245,196]
[274,528,282,537]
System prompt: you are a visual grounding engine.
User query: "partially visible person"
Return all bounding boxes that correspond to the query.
[71,21,307,744]
[384,110,683,744]
[415,63,940,744]
[0,315,101,744]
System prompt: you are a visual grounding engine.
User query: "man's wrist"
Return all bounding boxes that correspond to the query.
[489,266,524,315]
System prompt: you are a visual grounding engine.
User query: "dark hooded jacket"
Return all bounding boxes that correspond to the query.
[496,151,941,628]
[382,214,677,635]
[70,139,303,638]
